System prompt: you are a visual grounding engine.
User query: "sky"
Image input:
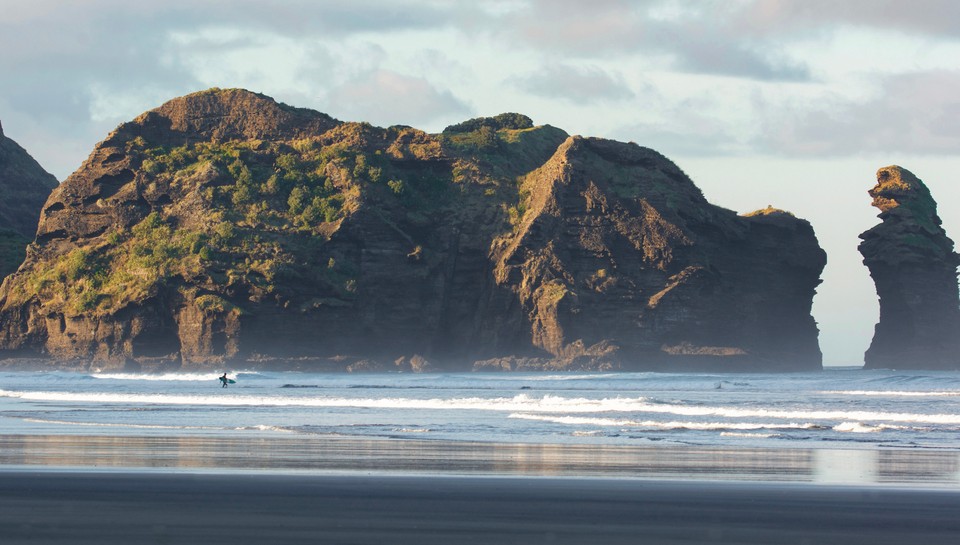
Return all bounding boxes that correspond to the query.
[2,0,959,365]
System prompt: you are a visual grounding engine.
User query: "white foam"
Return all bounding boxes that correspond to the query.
[508,413,818,431]
[236,425,297,433]
[822,390,960,397]
[607,400,960,425]
[0,390,649,412]
[518,374,618,381]
[92,373,226,382]
[4,388,960,426]
[833,422,905,433]
[720,432,778,439]
[20,417,216,431]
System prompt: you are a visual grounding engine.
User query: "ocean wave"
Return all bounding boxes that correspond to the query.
[507,413,821,431]
[19,416,217,430]
[833,422,906,433]
[0,390,649,412]
[719,432,779,439]
[822,390,960,397]
[4,388,960,427]
[606,401,960,425]
[93,373,230,382]
[511,374,622,382]
[90,371,267,382]
[235,425,297,433]
[865,374,960,386]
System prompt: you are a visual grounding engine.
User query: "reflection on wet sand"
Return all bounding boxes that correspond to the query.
[1,434,958,485]
[878,449,960,483]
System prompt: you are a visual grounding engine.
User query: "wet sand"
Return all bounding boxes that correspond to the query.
[2,471,960,544]
[3,434,959,485]
[3,434,960,543]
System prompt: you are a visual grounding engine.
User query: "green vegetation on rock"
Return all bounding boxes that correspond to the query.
[0,90,828,372]
[17,212,205,315]
[442,113,533,134]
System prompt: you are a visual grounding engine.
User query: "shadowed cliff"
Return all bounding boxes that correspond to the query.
[0,89,826,371]
[859,165,960,369]
[0,119,59,278]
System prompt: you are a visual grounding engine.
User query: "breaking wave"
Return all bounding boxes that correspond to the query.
[720,432,779,439]
[822,390,960,397]
[19,416,218,431]
[91,372,263,382]
[0,391,652,412]
[508,413,820,431]
[833,422,906,433]
[3,389,960,426]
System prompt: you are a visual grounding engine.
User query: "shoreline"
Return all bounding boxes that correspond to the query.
[0,357,861,372]
[2,471,960,545]
[1,432,959,486]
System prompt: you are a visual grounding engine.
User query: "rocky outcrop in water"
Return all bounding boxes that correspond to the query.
[859,166,960,370]
[0,89,826,371]
[0,119,59,278]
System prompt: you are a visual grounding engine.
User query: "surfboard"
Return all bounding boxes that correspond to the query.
[227,379,236,384]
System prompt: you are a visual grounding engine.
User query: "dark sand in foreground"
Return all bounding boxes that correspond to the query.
[2,471,960,545]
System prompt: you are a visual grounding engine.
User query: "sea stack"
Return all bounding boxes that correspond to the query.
[0,89,826,372]
[859,166,960,370]
[0,118,60,278]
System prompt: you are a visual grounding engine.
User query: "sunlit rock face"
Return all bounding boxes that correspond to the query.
[0,119,59,278]
[0,89,826,372]
[859,166,960,370]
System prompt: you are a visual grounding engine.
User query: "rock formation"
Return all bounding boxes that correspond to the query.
[0,89,827,372]
[0,119,59,278]
[859,166,960,369]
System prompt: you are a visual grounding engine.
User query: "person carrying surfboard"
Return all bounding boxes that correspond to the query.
[220,373,229,388]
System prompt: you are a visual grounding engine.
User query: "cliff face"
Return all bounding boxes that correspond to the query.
[485,139,825,371]
[0,119,59,278]
[859,166,960,370]
[0,89,826,371]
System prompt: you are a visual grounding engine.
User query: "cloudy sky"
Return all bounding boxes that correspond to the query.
[2,0,959,364]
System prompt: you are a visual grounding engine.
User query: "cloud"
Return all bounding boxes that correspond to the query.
[731,0,960,39]
[487,0,812,81]
[649,24,810,81]
[486,0,960,81]
[324,70,471,128]
[509,64,635,102]
[0,1,465,177]
[757,70,960,156]
[612,108,748,157]
[4,0,960,181]
[0,0,460,37]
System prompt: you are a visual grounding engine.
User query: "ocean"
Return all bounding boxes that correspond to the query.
[2,367,960,483]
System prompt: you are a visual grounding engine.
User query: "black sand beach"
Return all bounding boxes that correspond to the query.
[2,434,959,543]
[2,471,959,545]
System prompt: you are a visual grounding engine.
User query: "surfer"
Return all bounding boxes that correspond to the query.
[220,373,229,388]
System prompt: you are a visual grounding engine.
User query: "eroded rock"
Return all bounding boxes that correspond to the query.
[0,89,827,371]
[0,119,59,277]
[859,166,960,369]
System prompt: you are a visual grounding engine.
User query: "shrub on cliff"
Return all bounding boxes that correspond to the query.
[442,113,533,134]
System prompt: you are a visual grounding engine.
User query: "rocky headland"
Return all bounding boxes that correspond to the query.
[859,165,960,370]
[0,89,827,372]
[0,119,60,278]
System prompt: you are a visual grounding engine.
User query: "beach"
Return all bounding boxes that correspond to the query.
[1,434,960,544]
[3,370,960,543]
[2,471,959,545]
